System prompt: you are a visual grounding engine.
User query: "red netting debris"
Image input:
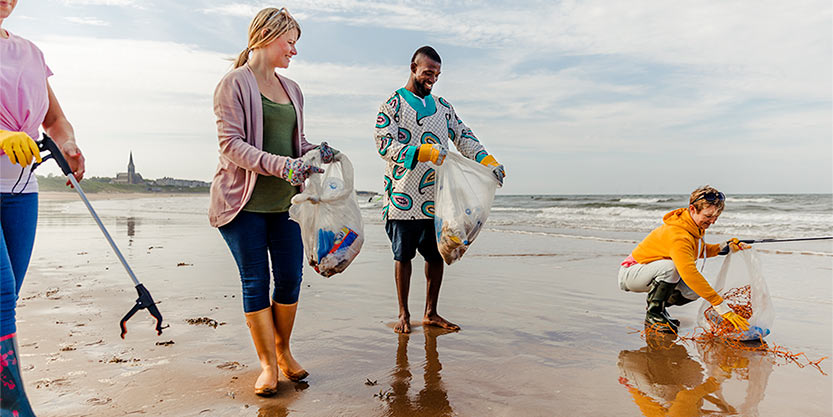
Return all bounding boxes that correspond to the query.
[630,310,828,375]
[702,285,753,337]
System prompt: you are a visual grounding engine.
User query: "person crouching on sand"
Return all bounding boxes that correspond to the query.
[208,7,336,396]
[617,186,750,334]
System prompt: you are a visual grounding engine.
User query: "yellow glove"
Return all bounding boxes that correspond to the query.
[728,238,750,252]
[714,301,749,330]
[479,154,506,185]
[417,144,448,165]
[719,238,751,255]
[722,311,750,331]
[0,130,41,168]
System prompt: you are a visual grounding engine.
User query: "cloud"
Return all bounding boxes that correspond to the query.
[60,0,135,5]
[65,16,110,26]
[200,4,263,18]
[20,0,831,193]
[32,36,230,181]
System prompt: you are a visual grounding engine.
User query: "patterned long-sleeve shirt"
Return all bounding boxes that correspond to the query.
[374,87,491,221]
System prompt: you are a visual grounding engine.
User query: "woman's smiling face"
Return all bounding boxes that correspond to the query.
[262,28,298,69]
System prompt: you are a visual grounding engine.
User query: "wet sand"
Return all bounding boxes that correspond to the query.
[14,194,832,416]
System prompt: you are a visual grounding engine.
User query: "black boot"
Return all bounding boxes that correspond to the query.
[667,290,695,307]
[645,281,678,333]
[1,333,36,417]
[645,282,681,327]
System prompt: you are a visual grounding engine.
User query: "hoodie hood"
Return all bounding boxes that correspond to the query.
[662,208,704,239]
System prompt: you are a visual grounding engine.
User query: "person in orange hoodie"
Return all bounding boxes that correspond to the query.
[618,185,750,333]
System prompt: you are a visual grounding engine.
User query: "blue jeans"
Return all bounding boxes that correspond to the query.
[1,193,38,336]
[219,211,303,312]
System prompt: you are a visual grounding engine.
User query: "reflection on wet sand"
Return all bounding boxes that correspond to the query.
[618,334,773,416]
[252,378,308,416]
[116,216,138,245]
[384,327,453,417]
[257,404,289,417]
[127,216,136,238]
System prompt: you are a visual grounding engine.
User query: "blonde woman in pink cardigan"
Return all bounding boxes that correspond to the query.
[208,7,335,396]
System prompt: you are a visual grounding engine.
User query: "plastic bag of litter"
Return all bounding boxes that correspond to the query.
[289,149,364,277]
[697,249,774,341]
[434,152,500,265]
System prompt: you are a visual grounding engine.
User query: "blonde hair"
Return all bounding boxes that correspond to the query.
[233,7,301,69]
[689,185,725,212]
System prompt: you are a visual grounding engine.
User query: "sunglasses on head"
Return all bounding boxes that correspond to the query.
[691,191,725,205]
[266,7,288,22]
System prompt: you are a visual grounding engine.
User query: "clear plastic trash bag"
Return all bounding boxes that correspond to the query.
[697,249,774,341]
[433,152,500,265]
[289,149,364,277]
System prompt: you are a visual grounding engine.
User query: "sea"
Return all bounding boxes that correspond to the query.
[43,192,833,256]
[361,193,833,254]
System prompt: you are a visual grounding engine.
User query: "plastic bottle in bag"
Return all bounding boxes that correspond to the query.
[289,149,364,278]
[697,250,774,341]
[434,153,499,265]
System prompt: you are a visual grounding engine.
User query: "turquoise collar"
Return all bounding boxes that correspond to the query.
[398,87,436,121]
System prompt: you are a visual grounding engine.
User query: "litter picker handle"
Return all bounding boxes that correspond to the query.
[719,237,832,254]
[35,134,166,337]
[35,133,73,176]
[743,237,832,244]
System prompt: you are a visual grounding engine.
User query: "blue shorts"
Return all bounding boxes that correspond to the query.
[385,219,442,263]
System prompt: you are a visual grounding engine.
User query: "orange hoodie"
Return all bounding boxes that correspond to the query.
[631,208,723,306]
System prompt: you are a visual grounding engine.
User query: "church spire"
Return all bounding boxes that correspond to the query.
[128,151,136,184]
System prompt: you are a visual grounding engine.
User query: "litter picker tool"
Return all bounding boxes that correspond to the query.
[32,133,166,339]
[719,236,833,255]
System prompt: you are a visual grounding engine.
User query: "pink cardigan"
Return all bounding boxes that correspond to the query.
[208,65,317,227]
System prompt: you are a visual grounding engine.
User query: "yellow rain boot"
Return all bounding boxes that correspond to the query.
[271,301,309,382]
[244,307,279,396]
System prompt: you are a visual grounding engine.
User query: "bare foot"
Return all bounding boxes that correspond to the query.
[423,314,460,331]
[394,314,411,333]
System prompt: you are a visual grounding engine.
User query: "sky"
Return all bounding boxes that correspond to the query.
[5,0,832,194]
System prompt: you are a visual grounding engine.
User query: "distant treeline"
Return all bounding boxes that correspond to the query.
[37,175,381,196]
[36,175,209,193]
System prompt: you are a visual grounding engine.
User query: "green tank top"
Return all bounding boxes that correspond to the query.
[243,95,298,213]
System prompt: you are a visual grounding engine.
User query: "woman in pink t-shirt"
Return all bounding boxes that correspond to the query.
[0,1,85,415]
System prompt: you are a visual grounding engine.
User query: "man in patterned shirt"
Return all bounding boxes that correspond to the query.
[374,46,505,333]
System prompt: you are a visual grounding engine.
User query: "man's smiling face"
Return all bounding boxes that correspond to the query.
[411,55,441,97]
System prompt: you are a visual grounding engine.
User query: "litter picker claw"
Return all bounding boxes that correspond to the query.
[32,133,166,338]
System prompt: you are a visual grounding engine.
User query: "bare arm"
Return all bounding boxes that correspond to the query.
[42,81,85,183]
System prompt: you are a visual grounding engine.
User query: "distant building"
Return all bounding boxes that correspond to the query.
[154,177,210,188]
[113,152,144,184]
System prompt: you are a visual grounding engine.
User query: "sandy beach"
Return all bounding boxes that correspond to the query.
[12,193,832,416]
